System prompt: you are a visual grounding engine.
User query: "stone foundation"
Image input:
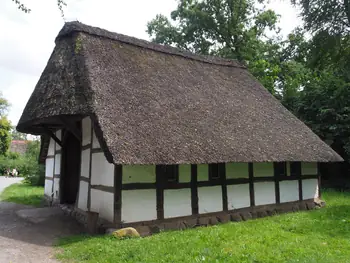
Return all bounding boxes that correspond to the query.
[46,198,323,236]
[118,198,321,236]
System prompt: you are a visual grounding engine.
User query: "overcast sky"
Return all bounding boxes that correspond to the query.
[0,0,301,125]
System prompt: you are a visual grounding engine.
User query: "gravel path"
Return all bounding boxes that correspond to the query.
[0,177,83,263]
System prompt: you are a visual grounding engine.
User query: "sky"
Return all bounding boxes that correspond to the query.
[0,0,301,126]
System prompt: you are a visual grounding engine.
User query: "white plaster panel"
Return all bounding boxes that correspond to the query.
[226,163,249,179]
[91,153,114,187]
[179,164,191,183]
[48,138,55,156]
[302,179,319,199]
[198,186,223,214]
[90,189,114,222]
[254,163,274,177]
[77,181,89,211]
[44,179,53,196]
[53,178,60,199]
[122,189,157,223]
[254,182,276,205]
[55,130,62,150]
[45,158,54,178]
[54,154,61,175]
[197,164,208,181]
[301,162,318,175]
[280,180,299,203]
[122,165,156,184]
[164,189,192,218]
[227,184,250,210]
[81,149,90,178]
[92,130,100,149]
[82,117,92,146]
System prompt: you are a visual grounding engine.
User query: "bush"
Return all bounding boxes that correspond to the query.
[0,140,44,186]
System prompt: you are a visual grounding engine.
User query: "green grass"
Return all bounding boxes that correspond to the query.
[0,182,44,207]
[56,190,350,263]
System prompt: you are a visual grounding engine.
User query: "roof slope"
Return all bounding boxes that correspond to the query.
[17,22,343,164]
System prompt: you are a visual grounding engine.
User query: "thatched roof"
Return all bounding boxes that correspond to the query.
[17,22,342,164]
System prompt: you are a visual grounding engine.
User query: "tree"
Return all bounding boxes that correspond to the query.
[0,92,10,117]
[0,93,11,156]
[0,117,11,156]
[11,0,66,16]
[291,0,350,35]
[11,128,27,141]
[147,0,287,94]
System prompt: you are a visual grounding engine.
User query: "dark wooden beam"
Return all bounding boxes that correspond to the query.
[114,164,122,226]
[274,163,281,204]
[44,128,63,147]
[59,116,82,142]
[191,164,199,215]
[249,163,255,206]
[220,163,228,211]
[156,165,165,220]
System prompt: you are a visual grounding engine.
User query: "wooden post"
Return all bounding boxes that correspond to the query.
[86,211,99,234]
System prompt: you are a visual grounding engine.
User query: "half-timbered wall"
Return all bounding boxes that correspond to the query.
[43,117,320,225]
[119,161,320,224]
[77,117,114,223]
[44,130,61,201]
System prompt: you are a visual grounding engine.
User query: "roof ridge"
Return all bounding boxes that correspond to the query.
[56,21,246,69]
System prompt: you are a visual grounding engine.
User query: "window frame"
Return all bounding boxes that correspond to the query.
[209,163,225,181]
[160,164,179,183]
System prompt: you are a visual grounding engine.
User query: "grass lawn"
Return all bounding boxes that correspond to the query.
[56,190,350,263]
[0,182,44,207]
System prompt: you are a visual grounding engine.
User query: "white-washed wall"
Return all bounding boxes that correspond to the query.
[254,163,274,177]
[198,186,223,213]
[164,189,192,218]
[77,181,89,211]
[302,179,319,199]
[82,117,116,222]
[92,129,99,149]
[82,117,91,146]
[254,182,276,205]
[91,153,114,186]
[78,117,92,212]
[44,179,53,197]
[122,165,157,223]
[164,165,192,218]
[227,184,250,209]
[179,164,191,182]
[81,149,90,178]
[53,178,60,199]
[122,189,157,223]
[280,180,299,203]
[44,137,55,197]
[123,165,156,183]
[301,162,318,175]
[90,189,114,222]
[45,158,54,179]
[226,163,249,179]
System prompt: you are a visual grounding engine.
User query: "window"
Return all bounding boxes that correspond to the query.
[209,163,225,181]
[160,165,179,183]
[275,162,287,177]
[290,162,301,177]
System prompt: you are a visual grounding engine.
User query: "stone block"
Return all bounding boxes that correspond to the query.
[230,213,242,222]
[217,214,230,224]
[134,226,151,237]
[240,212,252,221]
[198,217,210,226]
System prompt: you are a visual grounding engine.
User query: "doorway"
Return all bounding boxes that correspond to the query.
[60,128,81,204]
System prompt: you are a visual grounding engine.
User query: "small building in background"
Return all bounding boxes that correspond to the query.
[9,140,28,155]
